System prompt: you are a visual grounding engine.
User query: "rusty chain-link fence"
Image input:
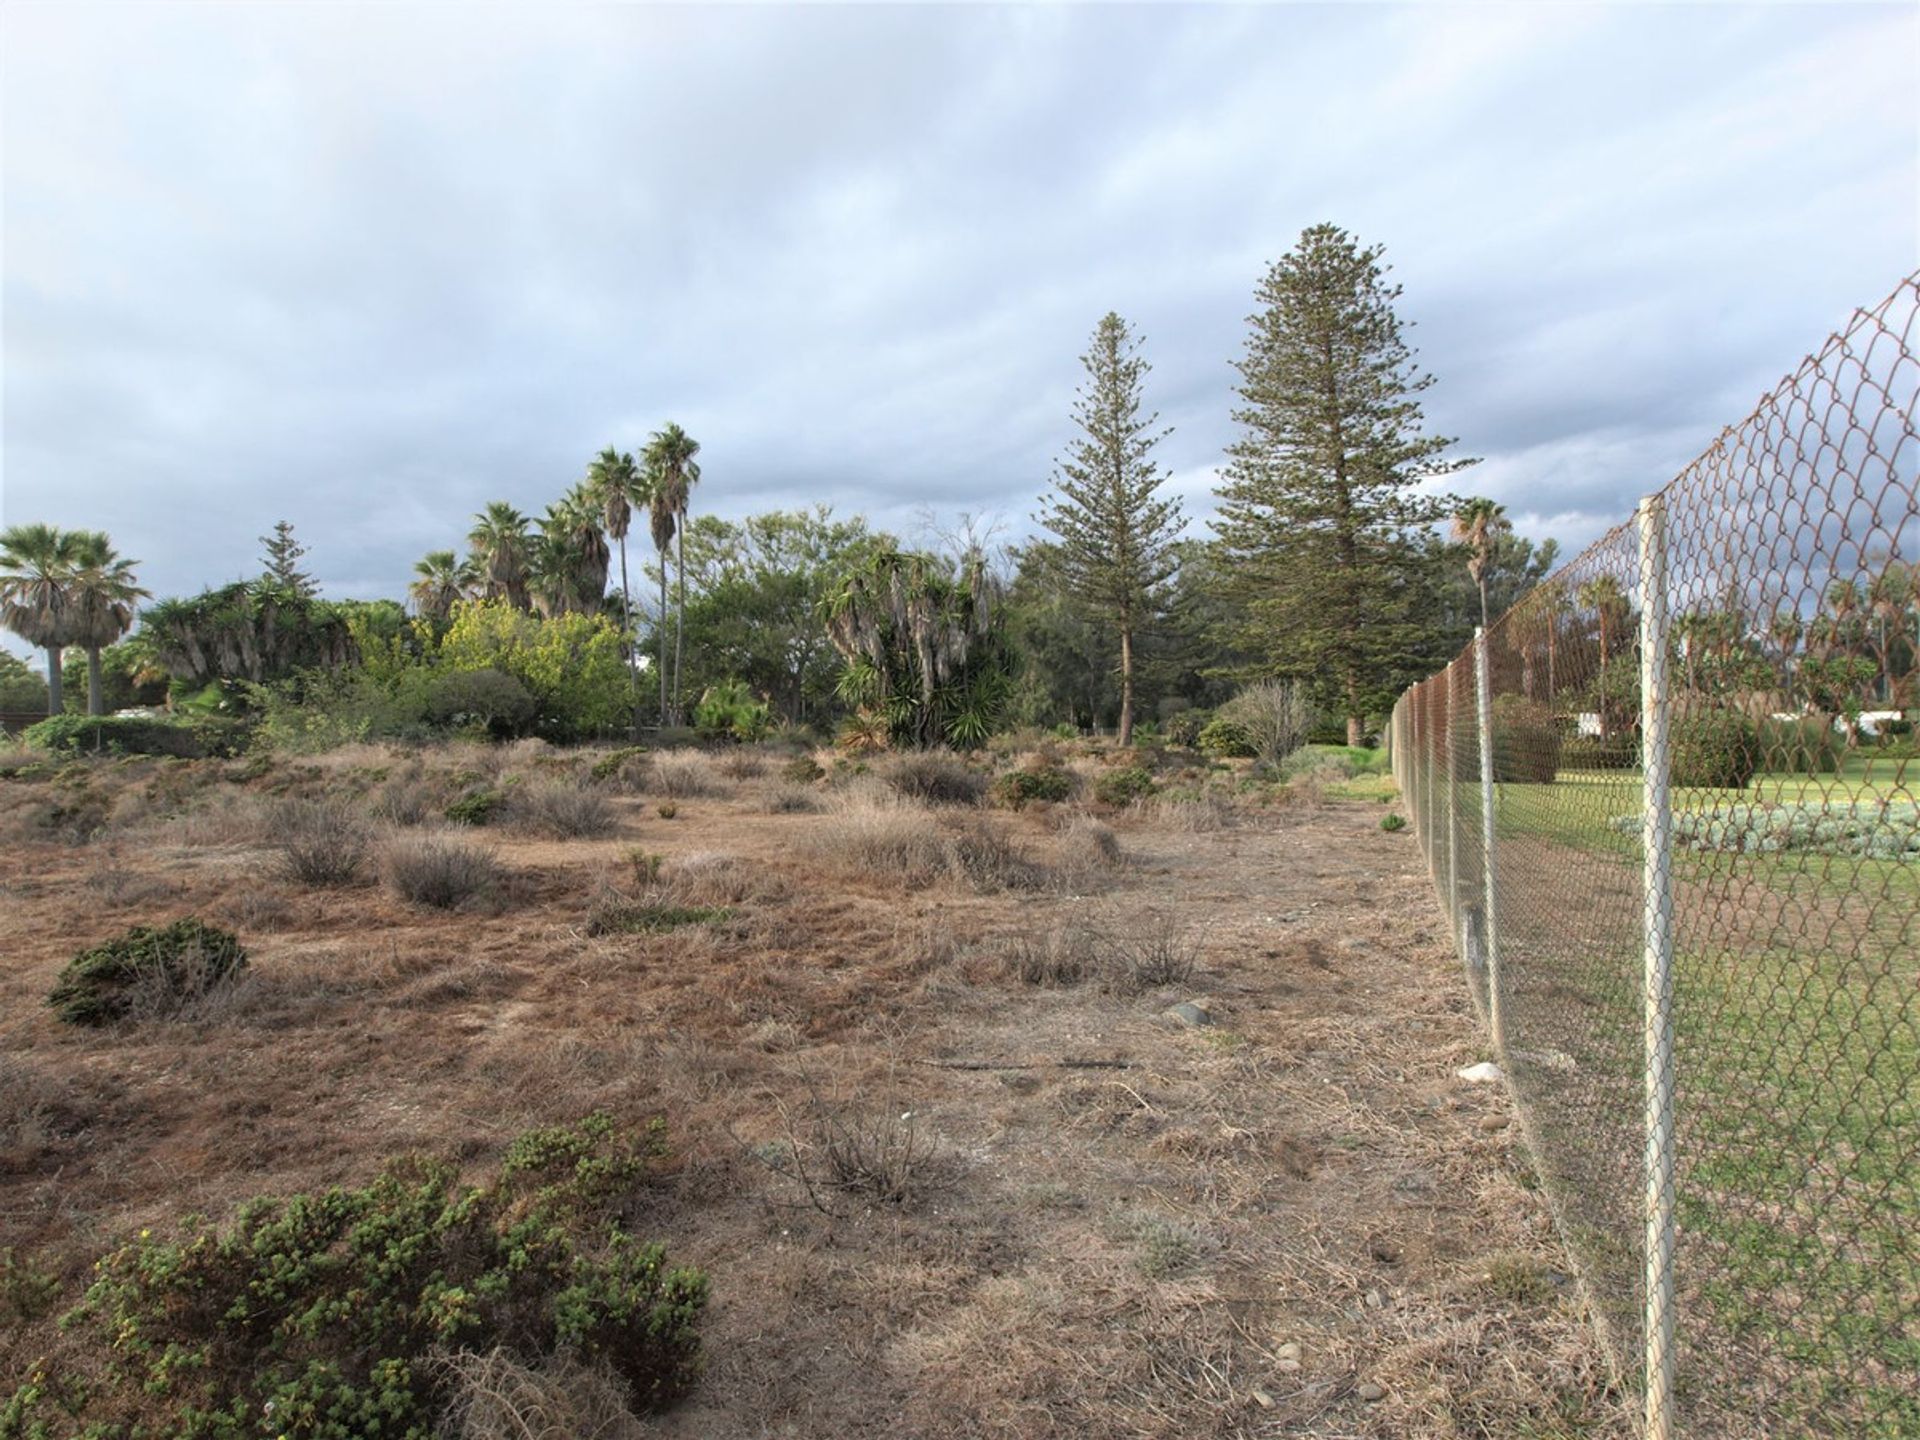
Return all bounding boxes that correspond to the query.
[1391,275,1919,1439]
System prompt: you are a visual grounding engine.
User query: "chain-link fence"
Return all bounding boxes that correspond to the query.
[1392,275,1919,1439]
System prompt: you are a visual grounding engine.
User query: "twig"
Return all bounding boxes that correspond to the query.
[913,1057,1134,1072]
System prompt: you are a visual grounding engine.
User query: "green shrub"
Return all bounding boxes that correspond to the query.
[1094,765,1157,807]
[425,666,538,738]
[990,766,1075,809]
[22,713,245,759]
[446,785,508,826]
[587,901,733,935]
[781,755,825,785]
[1671,709,1760,790]
[1756,716,1841,775]
[1195,715,1255,758]
[1162,709,1210,748]
[692,680,771,743]
[1491,695,1561,783]
[6,1115,705,1438]
[1381,813,1407,832]
[48,918,248,1026]
[1560,734,1638,770]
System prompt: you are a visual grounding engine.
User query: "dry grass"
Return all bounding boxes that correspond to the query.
[506,781,617,839]
[0,742,1628,1440]
[431,1348,646,1440]
[381,831,501,909]
[883,750,988,807]
[268,797,371,886]
[651,750,724,798]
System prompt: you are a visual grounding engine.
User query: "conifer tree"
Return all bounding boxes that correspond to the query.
[259,520,316,598]
[1037,312,1183,745]
[1214,224,1471,744]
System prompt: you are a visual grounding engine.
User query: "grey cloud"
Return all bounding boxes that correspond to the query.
[2,2,1915,664]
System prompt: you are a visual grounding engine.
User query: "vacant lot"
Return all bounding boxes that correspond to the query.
[0,742,1625,1437]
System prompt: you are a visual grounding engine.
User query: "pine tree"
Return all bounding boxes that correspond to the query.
[1214,224,1472,744]
[259,521,316,598]
[1037,312,1184,746]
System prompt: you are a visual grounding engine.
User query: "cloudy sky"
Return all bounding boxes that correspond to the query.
[3,1,1916,658]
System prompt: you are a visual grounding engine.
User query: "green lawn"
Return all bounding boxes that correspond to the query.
[1411,760,1919,1434]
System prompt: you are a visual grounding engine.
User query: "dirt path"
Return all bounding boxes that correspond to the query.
[0,769,1627,1437]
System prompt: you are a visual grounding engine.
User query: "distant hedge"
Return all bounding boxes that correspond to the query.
[21,713,247,759]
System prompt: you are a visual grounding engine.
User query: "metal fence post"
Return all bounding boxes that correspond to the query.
[1637,494,1677,1440]
[1446,664,1460,929]
[1475,627,1505,1056]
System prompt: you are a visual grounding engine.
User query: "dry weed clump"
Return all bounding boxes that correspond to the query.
[1107,909,1199,993]
[1057,814,1122,871]
[665,851,787,906]
[382,832,501,909]
[507,781,617,839]
[1129,789,1234,832]
[760,784,819,814]
[267,797,370,886]
[430,1347,646,1440]
[882,750,987,807]
[997,926,1102,986]
[807,795,1048,892]
[651,751,723,799]
[755,1074,944,1212]
[716,750,767,780]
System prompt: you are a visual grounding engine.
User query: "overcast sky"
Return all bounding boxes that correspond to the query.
[2,1,1916,661]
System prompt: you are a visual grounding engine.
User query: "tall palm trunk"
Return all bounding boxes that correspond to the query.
[617,537,639,740]
[45,646,63,716]
[672,526,686,725]
[87,645,104,716]
[658,564,670,726]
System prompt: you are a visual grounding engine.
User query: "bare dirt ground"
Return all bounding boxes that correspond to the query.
[0,747,1629,1437]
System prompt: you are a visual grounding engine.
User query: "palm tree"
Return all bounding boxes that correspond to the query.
[587,446,648,737]
[528,488,610,618]
[467,502,533,612]
[0,523,86,716]
[1577,574,1630,741]
[409,550,466,624]
[67,532,149,716]
[643,455,676,725]
[1451,498,1510,629]
[644,423,701,723]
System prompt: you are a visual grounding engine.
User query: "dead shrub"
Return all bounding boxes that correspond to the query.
[217,887,293,933]
[946,822,1051,892]
[883,750,987,807]
[650,751,722,799]
[1107,909,1199,993]
[716,751,766,780]
[267,797,370,886]
[382,832,500,909]
[369,774,441,826]
[430,1347,644,1440]
[81,865,185,908]
[997,926,1101,986]
[1058,814,1121,871]
[760,784,819,814]
[756,1074,943,1213]
[507,781,617,839]
[666,851,786,906]
[1131,790,1234,832]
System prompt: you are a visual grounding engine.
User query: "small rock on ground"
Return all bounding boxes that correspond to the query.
[1165,1000,1215,1027]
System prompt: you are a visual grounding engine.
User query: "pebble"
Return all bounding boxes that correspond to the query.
[1364,1288,1384,1309]
[1357,1382,1387,1402]
[1479,1114,1511,1133]
[1276,1342,1301,1361]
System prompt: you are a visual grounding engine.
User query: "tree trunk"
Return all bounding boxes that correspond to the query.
[673,524,687,725]
[1117,625,1135,747]
[658,563,670,726]
[87,646,104,717]
[618,538,639,740]
[45,647,63,716]
[1346,711,1364,747]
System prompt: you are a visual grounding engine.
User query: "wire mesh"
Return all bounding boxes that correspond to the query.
[1393,274,1920,1438]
